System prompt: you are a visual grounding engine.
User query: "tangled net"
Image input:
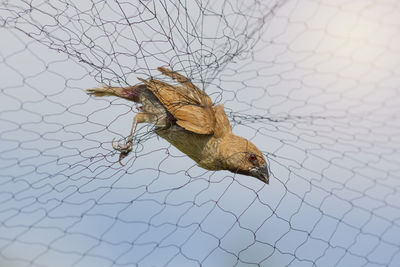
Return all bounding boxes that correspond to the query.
[1,0,400,266]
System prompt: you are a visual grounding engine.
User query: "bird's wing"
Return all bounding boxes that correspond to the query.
[213,104,232,138]
[157,67,213,106]
[138,70,215,135]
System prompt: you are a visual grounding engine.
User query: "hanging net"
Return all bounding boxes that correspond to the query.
[1,0,400,266]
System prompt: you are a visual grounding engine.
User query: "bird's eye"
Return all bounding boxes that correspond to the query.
[249,153,257,161]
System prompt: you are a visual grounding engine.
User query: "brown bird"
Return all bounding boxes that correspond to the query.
[87,67,269,183]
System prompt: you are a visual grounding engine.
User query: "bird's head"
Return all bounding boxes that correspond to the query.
[219,134,269,184]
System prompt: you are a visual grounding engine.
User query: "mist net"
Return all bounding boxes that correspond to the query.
[1,0,400,266]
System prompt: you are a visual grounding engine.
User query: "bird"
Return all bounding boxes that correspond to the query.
[87,67,269,184]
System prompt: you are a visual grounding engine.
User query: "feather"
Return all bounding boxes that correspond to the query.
[138,77,215,135]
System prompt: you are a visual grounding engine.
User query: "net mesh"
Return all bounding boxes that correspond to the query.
[1,0,400,266]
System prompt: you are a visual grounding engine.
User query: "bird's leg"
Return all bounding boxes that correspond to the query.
[112,113,146,165]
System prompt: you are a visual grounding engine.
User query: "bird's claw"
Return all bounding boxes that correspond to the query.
[112,138,132,165]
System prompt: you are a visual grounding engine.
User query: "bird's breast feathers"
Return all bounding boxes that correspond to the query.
[155,125,223,170]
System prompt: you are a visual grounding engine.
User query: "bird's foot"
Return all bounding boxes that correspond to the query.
[112,138,133,166]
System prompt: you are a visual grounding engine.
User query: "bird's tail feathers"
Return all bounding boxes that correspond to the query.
[86,85,146,102]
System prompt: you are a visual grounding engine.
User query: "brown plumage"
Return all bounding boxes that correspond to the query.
[87,67,269,183]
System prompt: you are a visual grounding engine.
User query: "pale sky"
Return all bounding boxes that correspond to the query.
[1,0,400,266]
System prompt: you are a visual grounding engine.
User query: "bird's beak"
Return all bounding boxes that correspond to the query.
[250,165,270,184]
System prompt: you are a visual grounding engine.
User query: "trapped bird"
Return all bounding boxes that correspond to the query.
[87,67,269,184]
